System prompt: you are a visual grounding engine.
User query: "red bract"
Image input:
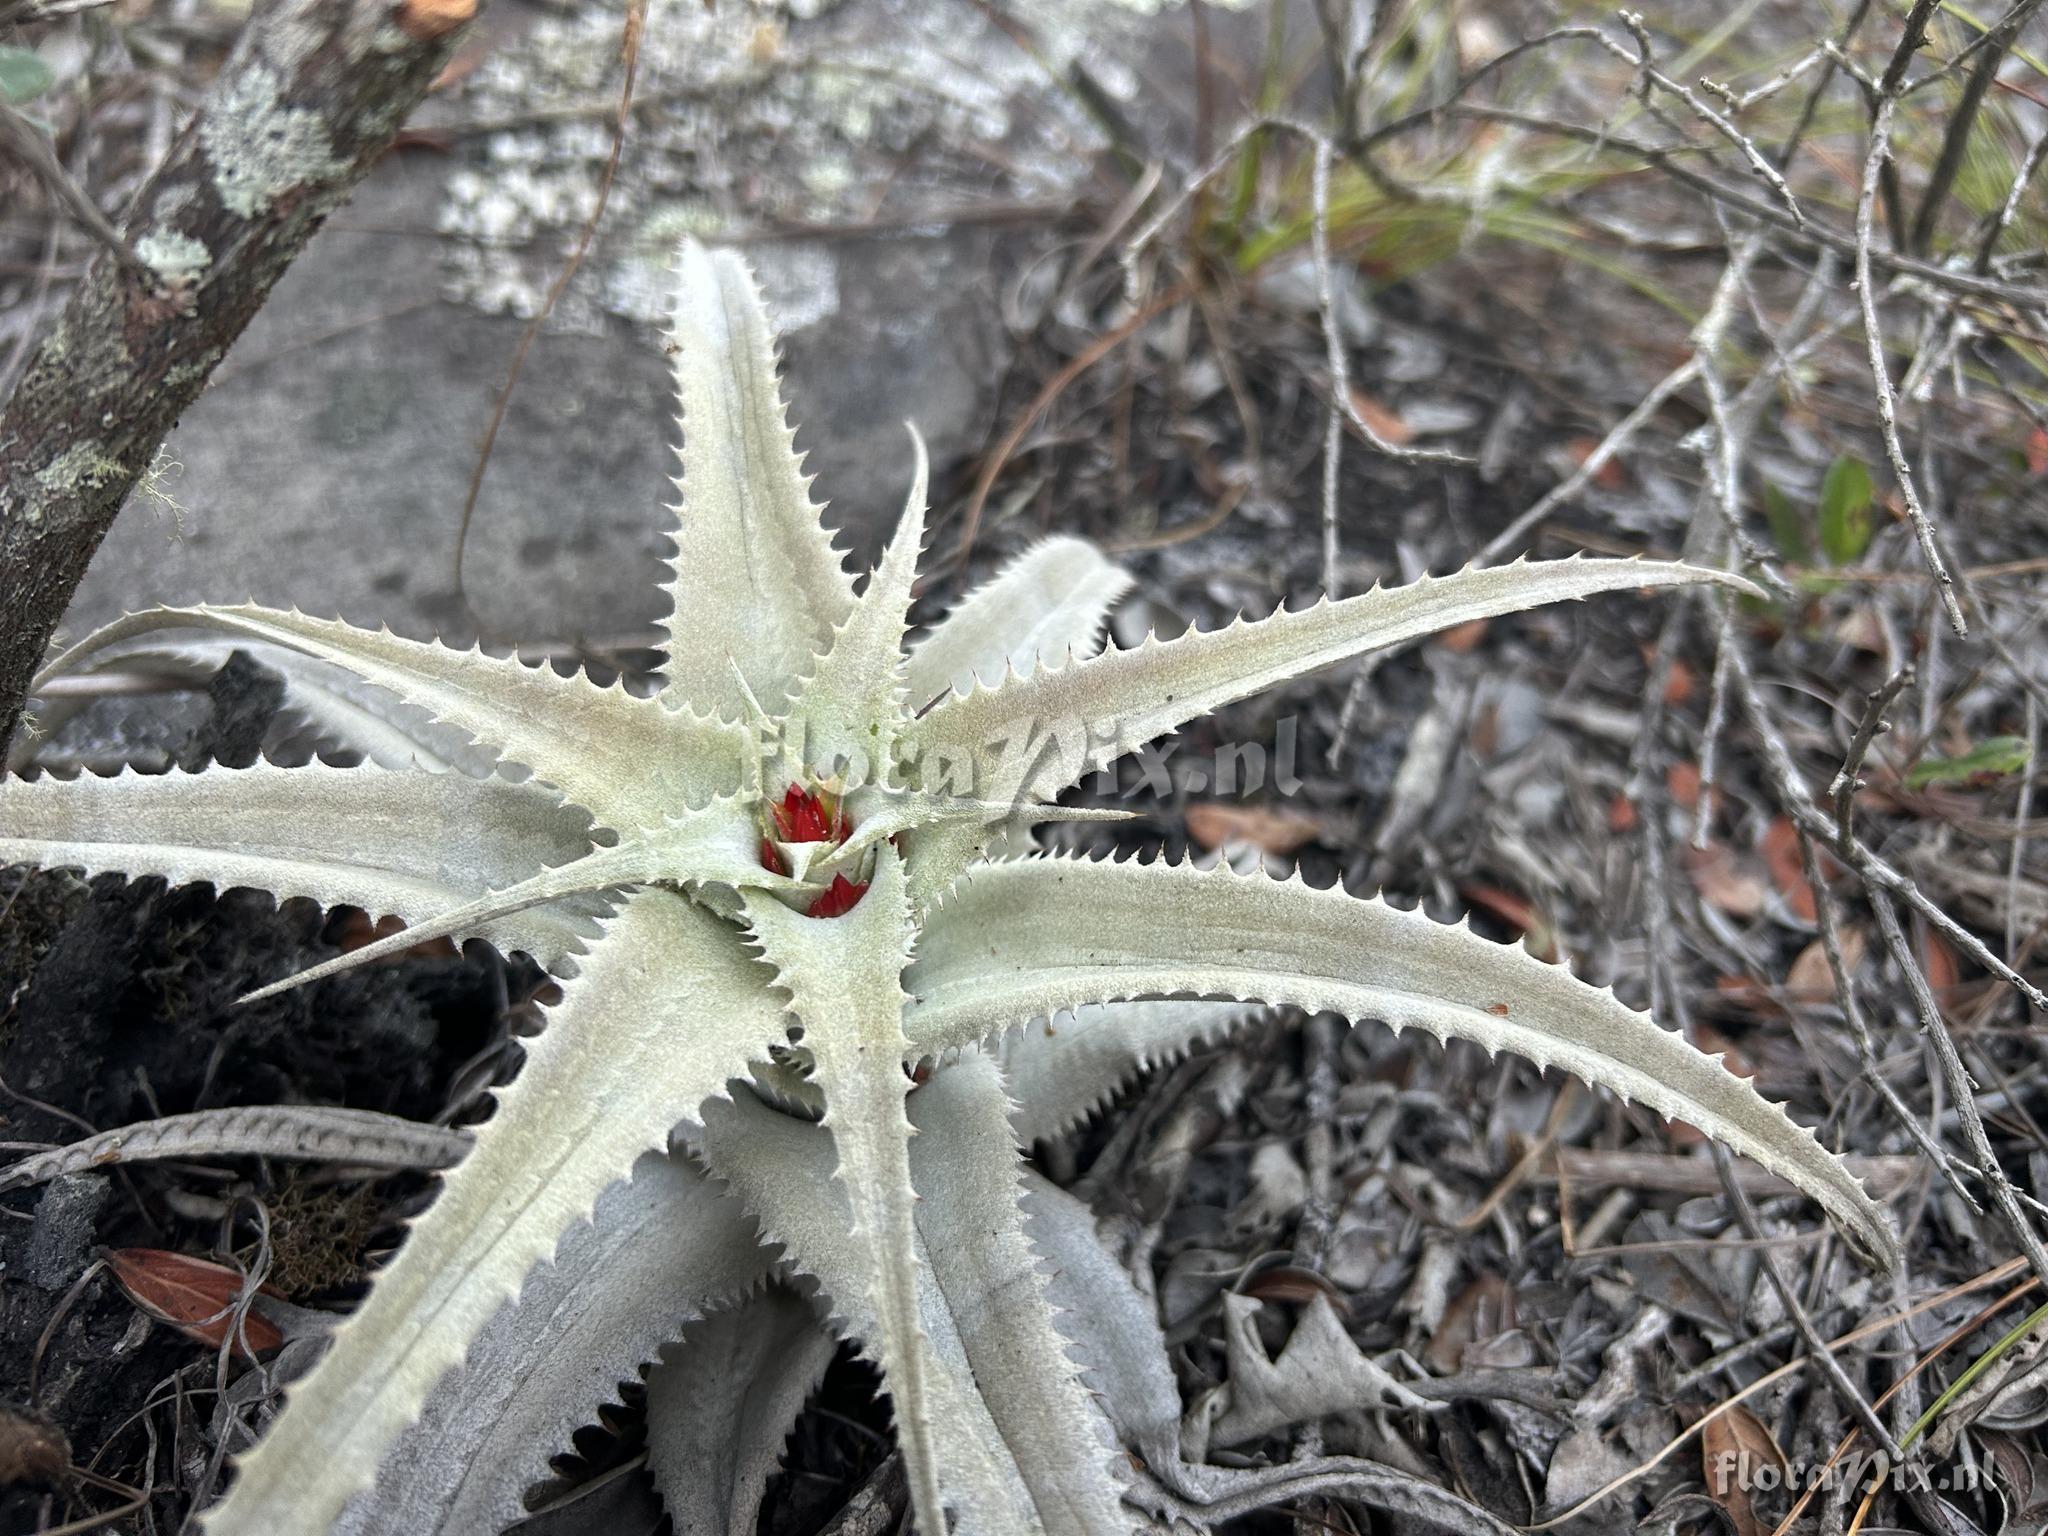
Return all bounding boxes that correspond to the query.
[806,874,869,918]
[769,784,848,845]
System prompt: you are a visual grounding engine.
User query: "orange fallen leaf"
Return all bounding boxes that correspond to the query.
[1607,793,1638,833]
[1922,931,1959,992]
[104,1248,284,1359]
[1786,924,1866,997]
[2027,427,2048,477]
[1759,817,1817,923]
[1564,436,1628,491]
[1686,843,1766,918]
[1702,1403,1788,1536]
[1439,618,1490,654]
[1666,761,1717,813]
[1184,802,1325,856]
[1347,387,1415,445]
[400,0,476,44]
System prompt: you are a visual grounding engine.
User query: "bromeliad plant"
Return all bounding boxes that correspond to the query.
[0,240,1897,1536]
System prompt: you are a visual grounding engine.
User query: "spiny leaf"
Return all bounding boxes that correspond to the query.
[907,1055,1127,1532]
[738,843,946,1534]
[697,1089,1079,1534]
[903,557,1761,827]
[25,631,500,775]
[234,795,795,1005]
[339,1150,773,1536]
[36,606,743,826]
[906,854,1898,1270]
[0,762,605,971]
[643,1288,837,1536]
[780,428,928,786]
[661,241,855,719]
[906,536,1133,706]
[203,891,787,1536]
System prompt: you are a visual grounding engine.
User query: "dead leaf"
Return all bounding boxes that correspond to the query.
[2027,427,2048,477]
[1701,1403,1787,1536]
[398,0,476,44]
[1438,618,1489,653]
[1666,760,1719,814]
[1686,843,1767,918]
[1347,387,1415,445]
[1759,817,1818,923]
[1607,793,1638,833]
[1565,436,1628,490]
[1922,931,1960,993]
[1642,647,1697,706]
[1184,803,1325,856]
[1786,924,1866,997]
[104,1248,285,1359]
[1424,1272,1515,1373]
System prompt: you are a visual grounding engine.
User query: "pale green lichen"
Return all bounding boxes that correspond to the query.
[35,442,123,496]
[201,64,345,219]
[135,231,212,285]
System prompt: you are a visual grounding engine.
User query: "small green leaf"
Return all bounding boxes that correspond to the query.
[1818,456,1875,565]
[1762,481,1811,563]
[1905,736,2032,790]
[0,47,54,105]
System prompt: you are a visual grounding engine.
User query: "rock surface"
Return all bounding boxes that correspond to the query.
[56,0,1228,652]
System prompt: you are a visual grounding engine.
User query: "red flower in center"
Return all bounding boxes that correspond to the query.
[758,783,869,916]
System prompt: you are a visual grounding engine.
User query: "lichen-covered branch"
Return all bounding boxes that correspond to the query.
[0,0,477,753]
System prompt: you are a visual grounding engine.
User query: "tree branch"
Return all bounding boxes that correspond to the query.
[0,0,477,754]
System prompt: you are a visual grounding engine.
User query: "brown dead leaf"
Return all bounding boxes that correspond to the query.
[1759,817,1818,923]
[1438,618,1490,654]
[1347,387,1415,445]
[1701,1403,1787,1536]
[1686,843,1767,918]
[1666,761,1719,813]
[1242,1266,1346,1305]
[1922,932,1960,993]
[104,1248,284,1359]
[2027,427,2048,477]
[1642,647,1697,706]
[1424,1273,1515,1374]
[1564,436,1628,491]
[1184,803,1325,856]
[1607,793,1638,833]
[399,0,476,44]
[1786,924,1866,997]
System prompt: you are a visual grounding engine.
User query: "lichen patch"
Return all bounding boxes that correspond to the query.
[201,64,345,219]
[135,231,212,285]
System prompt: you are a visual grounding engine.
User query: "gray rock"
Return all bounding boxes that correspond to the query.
[20,1173,108,1290]
[57,0,1226,653]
